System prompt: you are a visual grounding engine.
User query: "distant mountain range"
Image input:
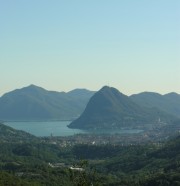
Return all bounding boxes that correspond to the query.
[0,85,95,121]
[68,86,177,129]
[130,92,180,118]
[0,85,180,127]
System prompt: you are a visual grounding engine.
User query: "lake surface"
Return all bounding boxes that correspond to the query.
[4,121,143,137]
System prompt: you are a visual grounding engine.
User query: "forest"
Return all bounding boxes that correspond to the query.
[0,123,179,186]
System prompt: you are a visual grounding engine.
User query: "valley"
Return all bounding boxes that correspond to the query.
[0,85,180,185]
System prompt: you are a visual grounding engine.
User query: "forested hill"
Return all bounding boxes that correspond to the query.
[0,85,94,121]
[68,86,176,129]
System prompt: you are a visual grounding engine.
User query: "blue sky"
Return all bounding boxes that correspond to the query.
[1,0,180,95]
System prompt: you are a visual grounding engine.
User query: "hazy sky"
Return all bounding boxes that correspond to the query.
[1,0,180,96]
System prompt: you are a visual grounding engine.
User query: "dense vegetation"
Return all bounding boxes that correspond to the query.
[0,122,179,185]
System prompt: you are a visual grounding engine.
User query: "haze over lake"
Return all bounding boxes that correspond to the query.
[4,121,143,137]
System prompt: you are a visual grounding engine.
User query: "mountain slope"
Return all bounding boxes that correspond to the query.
[130,92,180,118]
[0,85,94,121]
[68,86,175,129]
[0,122,36,142]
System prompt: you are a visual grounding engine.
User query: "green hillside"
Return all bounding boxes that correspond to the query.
[0,122,37,142]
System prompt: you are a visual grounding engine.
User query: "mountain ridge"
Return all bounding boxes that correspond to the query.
[130,91,180,118]
[0,85,179,122]
[0,85,95,121]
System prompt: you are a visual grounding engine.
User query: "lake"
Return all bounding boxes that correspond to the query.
[4,121,143,137]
